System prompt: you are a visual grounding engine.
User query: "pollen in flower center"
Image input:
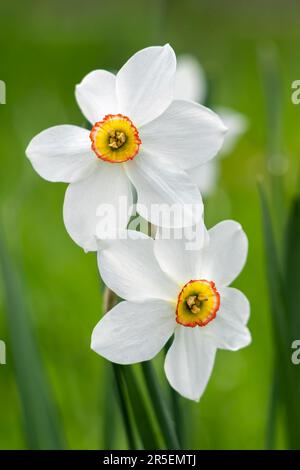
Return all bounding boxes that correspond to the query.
[90,114,141,163]
[186,293,209,314]
[108,130,127,149]
[176,279,220,327]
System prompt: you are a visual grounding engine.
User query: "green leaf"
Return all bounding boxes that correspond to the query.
[112,364,138,450]
[284,195,300,426]
[284,196,300,335]
[122,365,161,450]
[164,339,185,448]
[141,361,180,450]
[101,363,117,449]
[0,230,65,450]
[259,184,300,449]
[265,368,279,450]
[259,45,286,246]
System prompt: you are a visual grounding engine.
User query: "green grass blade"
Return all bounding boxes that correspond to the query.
[141,361,180,450]
[169,385,185,448]
[265,369,279,449]
[112,364,138,450]
[259,46,286,246]
[164,340,185,448]
[0,231,65,450]
[259,184,300,449]
[284,196,300,334]
[121,365,160,450]
[284,195,300,420]
[101,363,117,449]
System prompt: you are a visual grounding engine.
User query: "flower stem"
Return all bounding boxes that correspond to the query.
[141,361,180,450]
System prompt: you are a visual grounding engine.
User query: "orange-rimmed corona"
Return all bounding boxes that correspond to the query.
[176,279,220,327]
[90,114,141,163]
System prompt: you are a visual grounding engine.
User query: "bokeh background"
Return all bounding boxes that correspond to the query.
[0,0,300,450]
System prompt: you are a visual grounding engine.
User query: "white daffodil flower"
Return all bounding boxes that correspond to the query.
[26,45,226,251]
[91,220,251,401]
[175,55,248,197]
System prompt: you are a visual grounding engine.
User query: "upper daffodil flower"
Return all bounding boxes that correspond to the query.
[26,45,226,251]
[175,55,248,197]
[91,220,251,401]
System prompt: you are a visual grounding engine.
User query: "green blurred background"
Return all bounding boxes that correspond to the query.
[0,0,300,450]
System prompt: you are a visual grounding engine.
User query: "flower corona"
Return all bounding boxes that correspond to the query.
[90,114,141,163]
[176,279,220,327]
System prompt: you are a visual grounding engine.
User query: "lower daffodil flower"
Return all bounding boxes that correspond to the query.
[91,220,251,401]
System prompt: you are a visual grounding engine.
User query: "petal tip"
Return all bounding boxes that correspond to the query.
[163,42,173,51]
[25,142,32,159]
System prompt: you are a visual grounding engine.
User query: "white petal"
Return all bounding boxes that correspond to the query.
[98,237,178,302]
[91,300,175,364]
[187,160,219,198]
[125,150,203,228]
[220,287,250,325]
[116,45,176,126]
[75,70,118,124]
[216,107,248,156]
[175,55,207,103]
[26,125,97,183]
[165,326,216,401]
[63,165,132,252]
[140,100,227,170]
[154,222,208,286]
[200,220,248,286]
[206,287,251,350]
[96,229,148,251]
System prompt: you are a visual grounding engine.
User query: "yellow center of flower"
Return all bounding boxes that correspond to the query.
[176,279,220,327]
[90,114,141,163]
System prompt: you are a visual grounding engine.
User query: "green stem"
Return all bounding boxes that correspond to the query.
[141,361,180,450]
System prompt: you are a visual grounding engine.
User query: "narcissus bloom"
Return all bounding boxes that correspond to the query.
[175,55,248,197]
[91,220,251,401]
[26,45,226,251]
